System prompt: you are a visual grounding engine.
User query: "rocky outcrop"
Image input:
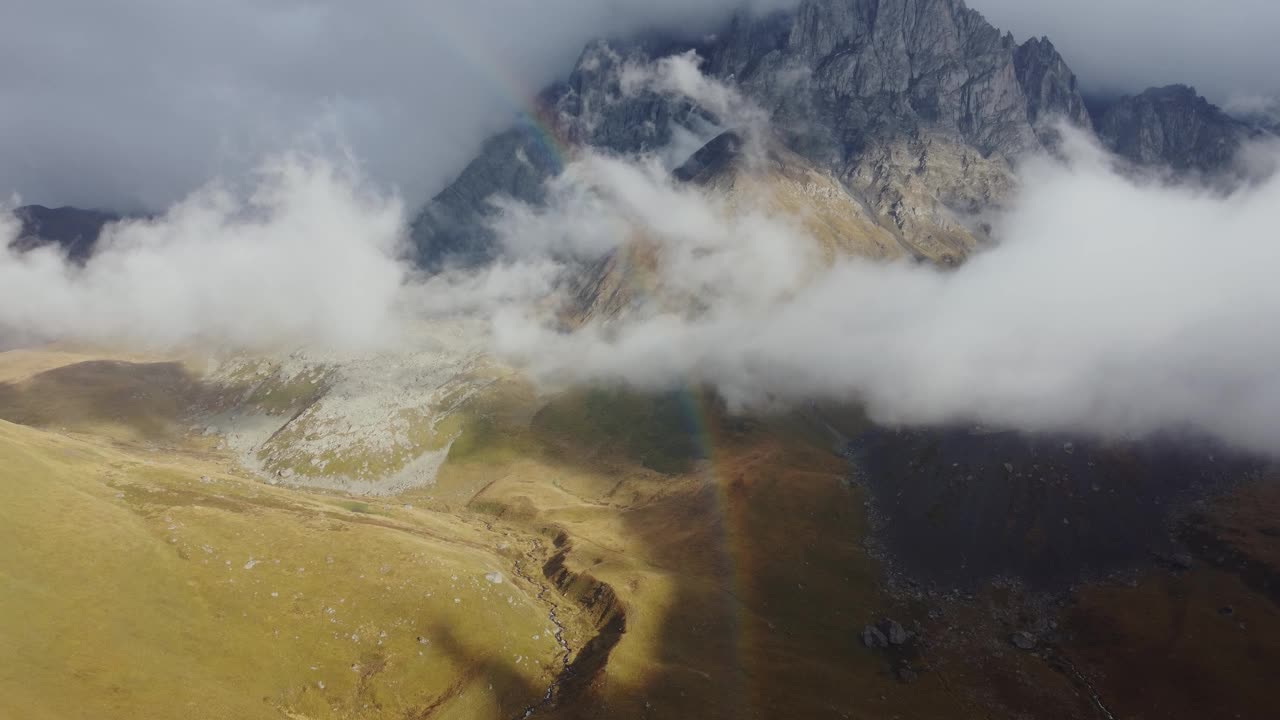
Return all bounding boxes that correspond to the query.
[408,122,562,268]
[705,0,1087,161]
[564,128,971,326]
[411,42,712,268]
[1092,85,1254,172]
[8,205,119,262]
[1013,36,1092,135]
[409,0,1092,267]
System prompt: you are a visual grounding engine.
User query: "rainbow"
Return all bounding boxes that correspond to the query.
[424,23,574,175]
[432,19,758,710]
[676,385,755,715]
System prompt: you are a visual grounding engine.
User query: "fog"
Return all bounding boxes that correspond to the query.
[1,0,791,211]
[490,125,1280,456]
[5,45,1280,457]
[0,155,408,348]
[4,0,1277,212]
[970,0,1280,103]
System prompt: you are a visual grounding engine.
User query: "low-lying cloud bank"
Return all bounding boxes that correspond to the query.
[6,54,1280,457]
[1,155,408,348]
[491,129,1280,456]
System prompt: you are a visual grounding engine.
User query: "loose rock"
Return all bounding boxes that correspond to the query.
[1010,631,1036,650]
[885,619,909,646]
[862,625,889,649]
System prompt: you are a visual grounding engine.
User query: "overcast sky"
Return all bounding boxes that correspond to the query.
[3,0,1276,211]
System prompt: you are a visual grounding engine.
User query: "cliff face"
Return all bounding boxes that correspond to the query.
[409,0,1274,272]
[1013,36,1092,136]
[409,0,1091,268]
[706,0,1089,161]
[1092,84,1255,172]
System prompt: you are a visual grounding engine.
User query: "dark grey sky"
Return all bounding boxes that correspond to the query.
[3,0,1274,211]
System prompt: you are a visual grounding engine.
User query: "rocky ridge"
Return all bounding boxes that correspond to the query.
[409,0,1272,275]
[410,0,1092,268]
[1091,84,1257,172]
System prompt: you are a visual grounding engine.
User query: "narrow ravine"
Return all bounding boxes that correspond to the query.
[508,532,629,719]
[512,551,574,720]
[1046,651,1119,720]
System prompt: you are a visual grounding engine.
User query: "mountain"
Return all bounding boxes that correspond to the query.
[8,204,118,262]
[410,0,1091,268]
[8,3,1280,718]
[1091,84,1257,172]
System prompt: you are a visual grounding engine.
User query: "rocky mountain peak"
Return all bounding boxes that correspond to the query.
[1092,84,1255,172]
[1013,36,1092,133]
[705,0,1088,163]
[410,0,1094,267]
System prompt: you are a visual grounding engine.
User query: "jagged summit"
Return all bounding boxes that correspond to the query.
[1013,36,1092,134]
[408,0,1280,272]
[410,0,1090,268]
[1091,84,1256,172]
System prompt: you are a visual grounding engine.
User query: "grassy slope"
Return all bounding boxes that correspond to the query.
[5,350,1280,720]
[422,382,1280,720]
[424,387,986,719]
[0,353,573,720]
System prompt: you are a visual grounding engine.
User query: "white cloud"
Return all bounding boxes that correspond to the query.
[13,1,1277,212]
[620,51,768,132]
[0,154,409,349]
[0,0,797,211]
[490,126,1280,457]
[9,49,1280,460]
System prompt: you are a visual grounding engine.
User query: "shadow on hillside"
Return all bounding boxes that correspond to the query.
[0,360,202,439]
[445,385,1280,720]
[11,360,1277,718]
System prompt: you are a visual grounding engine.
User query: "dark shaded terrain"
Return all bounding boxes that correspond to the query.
[9,205,119,261]
[851,426,1261,589]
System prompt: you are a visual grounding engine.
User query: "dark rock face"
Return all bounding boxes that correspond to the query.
[1013,36,1092,134]
[411,41,713,268]
[9,205,119,262]
[408,122,562,268]
[706,0,1086,160]
[1093,85,1254,172]
[672,130,746,184]
[409,0,1091,265]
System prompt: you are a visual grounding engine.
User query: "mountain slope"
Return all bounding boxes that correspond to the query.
[565,126,998,325]
[0,348,596,720]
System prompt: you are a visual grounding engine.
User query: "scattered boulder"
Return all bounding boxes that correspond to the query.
[895,665,919,684]
[1010,631,1036,650]
[862,625,889,649]
[885,619,909,646]
[484,571,504,585]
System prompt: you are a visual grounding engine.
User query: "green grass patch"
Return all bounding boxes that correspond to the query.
[532,386,705,475]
